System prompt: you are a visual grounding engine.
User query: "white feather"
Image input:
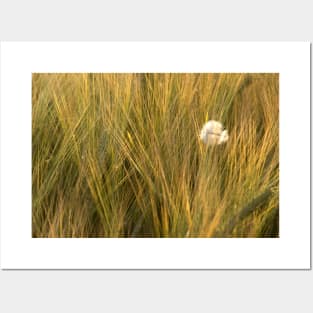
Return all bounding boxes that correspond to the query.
[200,120,229,146]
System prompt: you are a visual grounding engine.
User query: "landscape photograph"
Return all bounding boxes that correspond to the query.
[32,73,279,238]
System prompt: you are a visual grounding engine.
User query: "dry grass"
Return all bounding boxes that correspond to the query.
[32,73,279,237]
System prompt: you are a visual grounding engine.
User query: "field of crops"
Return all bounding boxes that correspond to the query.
[32,73,279,237]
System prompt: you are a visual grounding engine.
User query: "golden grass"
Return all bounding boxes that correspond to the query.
[32,73,279,237]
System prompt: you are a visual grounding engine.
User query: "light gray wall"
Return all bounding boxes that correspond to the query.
[0,1,311,312]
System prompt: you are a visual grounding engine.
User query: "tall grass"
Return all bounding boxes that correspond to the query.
[32,73,279,237]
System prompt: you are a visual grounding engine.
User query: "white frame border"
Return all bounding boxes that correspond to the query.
[0,42,311,269]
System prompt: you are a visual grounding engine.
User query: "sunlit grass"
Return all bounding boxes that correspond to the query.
[32,73,279,237]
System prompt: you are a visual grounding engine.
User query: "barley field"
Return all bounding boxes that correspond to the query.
[32,73,279,238]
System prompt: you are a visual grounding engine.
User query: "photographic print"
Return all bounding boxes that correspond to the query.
[2,42,309,269]
[32,73,279,238]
